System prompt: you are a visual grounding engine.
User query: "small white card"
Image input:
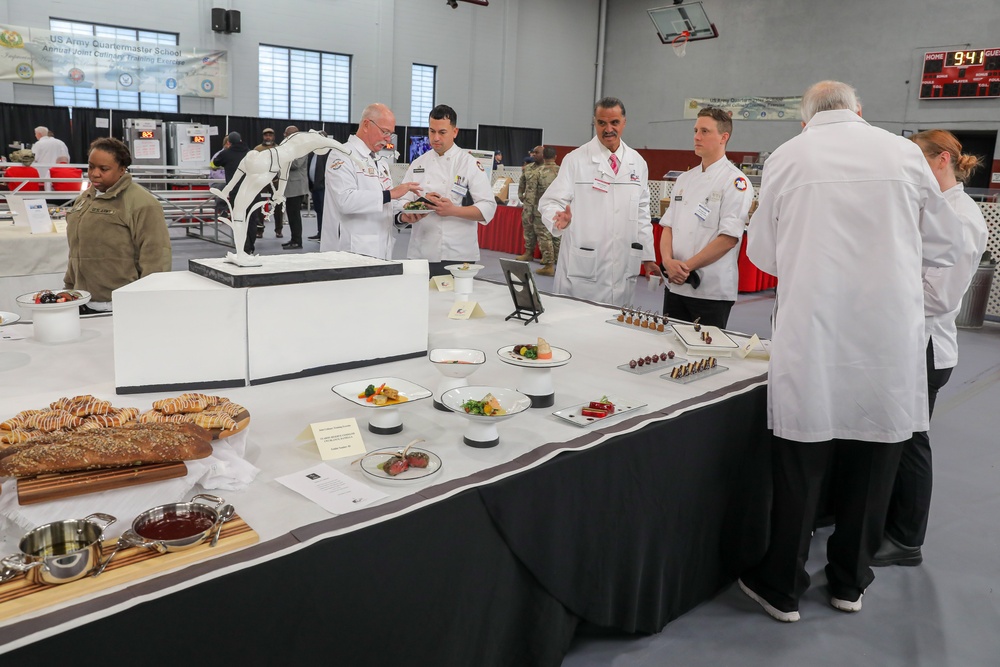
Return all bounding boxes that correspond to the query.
[449,301,486,319]
[6,195,28,226]
[310,418,367,461]
[0,329,27,341]
[430,275,454,291]
[276,463,387,515]
[738,333,769,359]
[52,219,68,234]
[24,199,54,234]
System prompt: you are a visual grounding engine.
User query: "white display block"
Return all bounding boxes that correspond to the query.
[113,272,248,393]
[112,256,430,393]
[246,260,429,383]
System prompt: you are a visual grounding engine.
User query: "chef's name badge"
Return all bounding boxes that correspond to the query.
[592,178,610,193]
[451,182,469,198]
[695,202,711,221]
[413,167,425,173]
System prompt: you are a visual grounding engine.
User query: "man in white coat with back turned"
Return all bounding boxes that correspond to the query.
[739,81,958,623]
[539,97,663,306]
[321,103,421,259]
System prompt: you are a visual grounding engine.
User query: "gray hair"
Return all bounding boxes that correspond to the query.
[361,103,391,122]
[34,126,49,137]
[800,81,861,122]
[594,96,626,117]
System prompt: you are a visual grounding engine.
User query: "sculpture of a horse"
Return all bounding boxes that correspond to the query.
[210,130,360,266]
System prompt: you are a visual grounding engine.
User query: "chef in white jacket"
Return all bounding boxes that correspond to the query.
[538,97,663,306]
[398,104,496,276]
[739,81,958,623]
[875,129,989,568]
[321,103,421,259]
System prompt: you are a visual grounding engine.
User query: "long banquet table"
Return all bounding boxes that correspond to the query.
[0,275,771,664]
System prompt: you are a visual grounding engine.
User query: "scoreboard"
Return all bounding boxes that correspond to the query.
[920,48,1000,99]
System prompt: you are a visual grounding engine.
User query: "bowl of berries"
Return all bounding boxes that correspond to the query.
[15,289,91,343]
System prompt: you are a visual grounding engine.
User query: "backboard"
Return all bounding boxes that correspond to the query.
[648,2,719,44]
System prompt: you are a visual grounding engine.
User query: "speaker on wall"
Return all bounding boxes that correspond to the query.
[211,8,227,32]
[211,8,241,34]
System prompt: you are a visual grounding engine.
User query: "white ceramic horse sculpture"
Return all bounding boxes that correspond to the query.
[210,130,357,266]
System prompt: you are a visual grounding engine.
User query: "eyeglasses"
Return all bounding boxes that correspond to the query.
[368,119,394,138]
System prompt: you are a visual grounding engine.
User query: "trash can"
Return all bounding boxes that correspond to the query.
[955,262,996,329]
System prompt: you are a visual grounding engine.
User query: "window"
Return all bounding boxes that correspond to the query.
[259,45,350,122]
[411,64,436,126]
[49,19,179,112]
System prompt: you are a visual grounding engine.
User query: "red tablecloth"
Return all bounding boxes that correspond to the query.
[649,224,776,293]
[479,205,540,258]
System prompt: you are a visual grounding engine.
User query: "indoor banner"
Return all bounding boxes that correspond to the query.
[0,24,228,98]
[684,97,802,121]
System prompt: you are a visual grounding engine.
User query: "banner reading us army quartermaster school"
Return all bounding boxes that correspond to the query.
[684,97,802,121]
[0,24,228,98]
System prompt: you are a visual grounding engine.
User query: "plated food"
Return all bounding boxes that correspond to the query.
[0,311,18,326]
[498,341,570,368]
[403,200,431,211]
[332,377,433,409]
[552,396,647,428]
[30,289,84,304]
[1,395,141,449]
[355,383,408,406]
[461,393,506,416]
[359,445,443,484]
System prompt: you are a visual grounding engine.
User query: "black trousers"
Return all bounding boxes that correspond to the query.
[311,187,325,237]
[663,290,734,329]
[884,340,953,547]
[285,195,305,244]
[742,435,905,612]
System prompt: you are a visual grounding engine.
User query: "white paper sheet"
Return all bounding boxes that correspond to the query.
[275,463,387,515]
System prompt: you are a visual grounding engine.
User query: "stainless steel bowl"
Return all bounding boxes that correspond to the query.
[0,513,117,585]
[129,493,226,553]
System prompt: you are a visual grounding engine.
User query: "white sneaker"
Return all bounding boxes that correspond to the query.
[739,578,800,623]
[831,594,863,612]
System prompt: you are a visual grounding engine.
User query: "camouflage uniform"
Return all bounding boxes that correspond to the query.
[531,161,561,265]
[518,162,540,256]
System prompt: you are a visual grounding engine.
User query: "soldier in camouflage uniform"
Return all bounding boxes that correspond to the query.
[515,146,544,261]
[531,146,561,276]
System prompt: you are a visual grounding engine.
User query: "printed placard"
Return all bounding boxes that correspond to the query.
[448,301,486,320]
[430,275,454,291]
[310,418,367,460]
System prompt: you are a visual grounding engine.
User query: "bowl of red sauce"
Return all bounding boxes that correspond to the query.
[130,494,227,553]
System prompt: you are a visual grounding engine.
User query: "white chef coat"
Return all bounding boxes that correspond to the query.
[399,144,496,262]
[538,136,654,307]
[31,135,70,191]
[747,109,958,443]
[924,183,988,369]
[662,158,753,301]
[321,134,396,259]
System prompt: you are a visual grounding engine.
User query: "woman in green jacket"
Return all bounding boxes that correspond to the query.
[65,137,171,311]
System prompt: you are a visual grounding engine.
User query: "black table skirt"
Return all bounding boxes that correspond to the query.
[480,383,771,633]
[7,385,769,665]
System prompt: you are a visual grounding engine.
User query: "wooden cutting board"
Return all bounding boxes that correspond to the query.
[16,462,189,505]
[0,514,258,621]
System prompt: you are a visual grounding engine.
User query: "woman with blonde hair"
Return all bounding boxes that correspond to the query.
[875,129,989,567]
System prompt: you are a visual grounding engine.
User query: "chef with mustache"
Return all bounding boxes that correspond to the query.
[539,97,663,306]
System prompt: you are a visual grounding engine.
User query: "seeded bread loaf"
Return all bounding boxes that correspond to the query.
[0,422,213,477]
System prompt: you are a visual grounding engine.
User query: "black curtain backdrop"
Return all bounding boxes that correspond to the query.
[398,125,478,162]
[67,107,111,163]
[477,124,543,167]
[0,103,72,160]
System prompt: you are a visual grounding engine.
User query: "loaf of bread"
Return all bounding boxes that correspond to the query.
[0,422,213,477]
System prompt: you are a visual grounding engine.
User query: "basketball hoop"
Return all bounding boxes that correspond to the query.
[671,30,690,58]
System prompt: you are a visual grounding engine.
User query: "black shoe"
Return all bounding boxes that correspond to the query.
[282,242,303,250]
[275,231,284,238]
[871,535,923,567]
[308,234,321,240]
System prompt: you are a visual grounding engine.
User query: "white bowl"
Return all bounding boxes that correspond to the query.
[441,385,532,448]
[429,348,487,378]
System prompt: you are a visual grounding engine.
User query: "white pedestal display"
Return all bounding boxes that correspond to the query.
[112,253,430,393]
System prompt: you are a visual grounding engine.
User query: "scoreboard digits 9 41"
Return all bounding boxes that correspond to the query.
[920,48,1000,99]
